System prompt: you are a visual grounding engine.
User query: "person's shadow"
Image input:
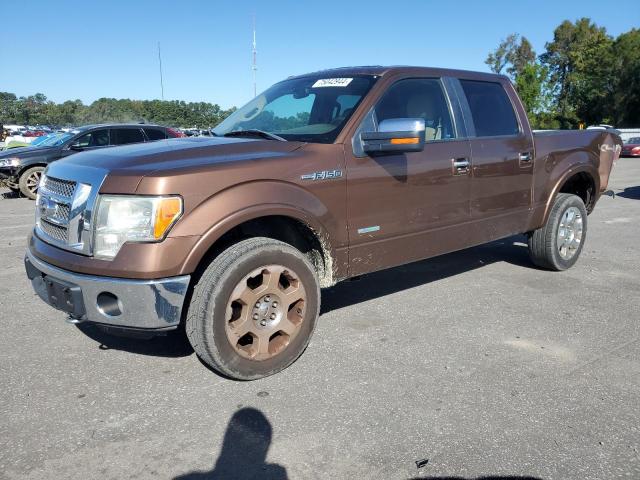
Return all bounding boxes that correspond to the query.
[174,407,287,480]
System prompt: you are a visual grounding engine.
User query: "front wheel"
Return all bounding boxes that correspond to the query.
[18,166,44,200]
[186,237,320,380]
[528,193,588,271]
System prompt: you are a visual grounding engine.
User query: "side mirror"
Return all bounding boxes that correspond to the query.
[361,118,425,154]
[69,143,84,151]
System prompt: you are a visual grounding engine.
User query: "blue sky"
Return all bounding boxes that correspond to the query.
[1,0,638,109]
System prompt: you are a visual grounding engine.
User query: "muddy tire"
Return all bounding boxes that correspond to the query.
[18,166,44,200]
[186,237,320,380]
[528,193,588,271]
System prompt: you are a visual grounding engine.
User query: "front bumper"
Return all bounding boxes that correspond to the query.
[25,250,191,331]
[0,165,19,181]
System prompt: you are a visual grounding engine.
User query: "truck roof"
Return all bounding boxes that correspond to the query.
[288,65,508,82]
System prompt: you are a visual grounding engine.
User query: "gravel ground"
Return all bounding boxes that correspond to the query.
[1,159,639,480]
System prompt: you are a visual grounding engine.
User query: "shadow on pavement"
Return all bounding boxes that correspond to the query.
[174,407,287,480]
[617,185,640,200]
[75,323,194,357]
[408,477,542,480]
[322,235,531,314]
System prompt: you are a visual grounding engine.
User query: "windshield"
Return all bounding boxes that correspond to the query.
[626,137,640,144]
[213,75,377,143]
[35,132,74,147]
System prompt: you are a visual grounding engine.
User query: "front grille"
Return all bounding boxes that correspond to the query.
[40,219,68,242]
[35,170,98,255]
[56,204,71,221]
[42,176,76,198]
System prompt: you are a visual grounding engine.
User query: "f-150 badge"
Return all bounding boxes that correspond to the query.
[301,169,343,181]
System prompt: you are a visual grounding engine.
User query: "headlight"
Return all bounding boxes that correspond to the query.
[0,157,20,167]
[93,195,183,259]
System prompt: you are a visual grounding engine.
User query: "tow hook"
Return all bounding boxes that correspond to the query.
[603,189,616,199]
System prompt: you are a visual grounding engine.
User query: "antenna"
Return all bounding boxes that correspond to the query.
[252,15,257,97]
[157,41,165,100]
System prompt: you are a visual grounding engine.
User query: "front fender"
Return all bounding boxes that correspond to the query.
[171,180,346,279]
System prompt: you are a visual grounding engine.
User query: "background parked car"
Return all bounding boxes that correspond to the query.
[621,137,640,157]
[0,124,182,199]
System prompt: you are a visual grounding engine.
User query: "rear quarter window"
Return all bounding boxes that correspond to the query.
[460,80,519,137]
[144,128,168,141]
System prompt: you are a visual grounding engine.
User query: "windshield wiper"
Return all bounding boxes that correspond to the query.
[223,129,287,142]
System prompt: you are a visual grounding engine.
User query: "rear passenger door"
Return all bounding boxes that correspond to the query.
[110,127,145,146]
[458,79,534,237]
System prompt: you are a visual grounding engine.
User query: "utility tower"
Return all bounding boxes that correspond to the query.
[252,15,257,97]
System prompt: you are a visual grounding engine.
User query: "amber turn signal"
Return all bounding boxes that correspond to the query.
[390,137,420,145]
[153,197,183,239]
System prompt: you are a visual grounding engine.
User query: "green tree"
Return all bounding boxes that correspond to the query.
[540,18,615,128]
[611,28,640,127]
[485,34,536,77]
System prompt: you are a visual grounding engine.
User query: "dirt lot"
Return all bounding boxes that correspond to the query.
[1,159,639,480]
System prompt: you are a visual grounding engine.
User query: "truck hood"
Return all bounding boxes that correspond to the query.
[51,137,304,193]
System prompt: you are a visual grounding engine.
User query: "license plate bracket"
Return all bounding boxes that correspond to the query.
[43,275,86,318]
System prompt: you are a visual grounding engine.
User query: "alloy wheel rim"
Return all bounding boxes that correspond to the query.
[557,206,583,260]
[225,264,306,361]
[26,171,41,195]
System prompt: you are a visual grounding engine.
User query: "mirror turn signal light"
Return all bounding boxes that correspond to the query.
[390,137,420,145]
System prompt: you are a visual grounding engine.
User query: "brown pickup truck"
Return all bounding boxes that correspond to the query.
[24,66,621,379]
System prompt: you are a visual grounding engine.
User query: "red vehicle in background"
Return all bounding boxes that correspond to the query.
[23,130,47,137]
[621,137,640,157]
[166,127,186,138]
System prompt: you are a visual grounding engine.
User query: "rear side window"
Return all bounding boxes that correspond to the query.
[143,128,167,141]
[460,80,519,137]
[111,128,145,145]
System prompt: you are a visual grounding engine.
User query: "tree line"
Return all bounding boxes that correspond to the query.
[486,19,639,129]
[0,93,236,129]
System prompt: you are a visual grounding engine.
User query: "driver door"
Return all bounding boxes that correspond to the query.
[345,77,472,275]
[63,128,110,157]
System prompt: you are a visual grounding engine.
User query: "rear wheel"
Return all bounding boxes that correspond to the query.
[18,166,44,200]
[186,237,320,380]
[528,193,588,271]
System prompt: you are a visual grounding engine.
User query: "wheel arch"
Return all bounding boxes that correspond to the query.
[541,164,599,225]
[18,161,48,177]
[175,181,344,288]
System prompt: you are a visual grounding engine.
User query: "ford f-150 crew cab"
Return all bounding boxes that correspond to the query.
[24,66,621,380]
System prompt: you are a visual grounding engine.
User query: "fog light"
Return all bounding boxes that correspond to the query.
[96,292,122,317]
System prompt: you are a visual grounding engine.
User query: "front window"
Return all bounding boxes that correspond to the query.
[213,75,377,143]
[72,129,110,148]
[374,78,456,141]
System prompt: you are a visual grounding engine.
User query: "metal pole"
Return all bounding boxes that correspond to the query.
[158,42,165,100]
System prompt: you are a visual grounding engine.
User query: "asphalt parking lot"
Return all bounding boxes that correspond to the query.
[1,159,639,480]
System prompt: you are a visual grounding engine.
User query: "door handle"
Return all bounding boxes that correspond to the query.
[519,152,533,163]
[452,157,470,175]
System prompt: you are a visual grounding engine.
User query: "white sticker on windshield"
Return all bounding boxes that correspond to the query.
[312,78,353,88]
